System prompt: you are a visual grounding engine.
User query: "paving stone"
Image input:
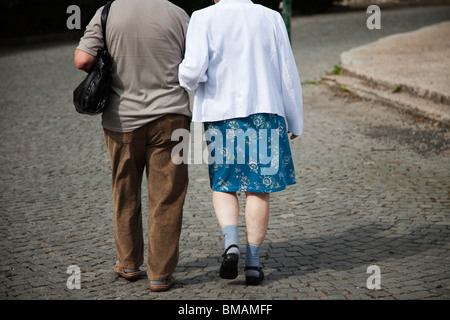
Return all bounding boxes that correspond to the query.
[1,6,449,301]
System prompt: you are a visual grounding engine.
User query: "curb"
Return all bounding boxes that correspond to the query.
[322,72,450,128]
[339,62,450,107]
[322,22,450,128]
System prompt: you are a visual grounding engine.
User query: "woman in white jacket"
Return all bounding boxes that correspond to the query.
[179,0,303,285]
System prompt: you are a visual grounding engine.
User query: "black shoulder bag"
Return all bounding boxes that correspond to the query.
[73,1,113,115]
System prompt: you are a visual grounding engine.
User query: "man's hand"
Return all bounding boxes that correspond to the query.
[74,49,96,73]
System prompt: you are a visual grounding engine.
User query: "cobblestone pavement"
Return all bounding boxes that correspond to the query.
[0,6,449,301]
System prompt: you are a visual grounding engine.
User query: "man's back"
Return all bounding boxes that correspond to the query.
[77,0,192,132]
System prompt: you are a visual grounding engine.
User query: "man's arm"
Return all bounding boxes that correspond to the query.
[74,49,96,73]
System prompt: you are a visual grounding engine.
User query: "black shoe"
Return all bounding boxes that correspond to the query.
[220,245,239,279]
[244,266,264,285]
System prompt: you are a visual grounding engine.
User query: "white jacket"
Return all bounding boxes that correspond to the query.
[179,0,303,135]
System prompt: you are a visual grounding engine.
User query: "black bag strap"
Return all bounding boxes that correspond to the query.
[101,1,113,52]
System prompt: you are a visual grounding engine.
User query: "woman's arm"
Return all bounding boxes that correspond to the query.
[275,14,303,137]
[179,12,209,90]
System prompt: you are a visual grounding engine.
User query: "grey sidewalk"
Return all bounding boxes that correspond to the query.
[323,21,450,127]
[0,6,449,301]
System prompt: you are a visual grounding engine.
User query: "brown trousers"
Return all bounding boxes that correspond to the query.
[104,114,190,281]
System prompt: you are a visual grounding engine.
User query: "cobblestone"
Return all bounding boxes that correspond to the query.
[0,5,449,302]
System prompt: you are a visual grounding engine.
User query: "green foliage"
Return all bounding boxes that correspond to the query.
[332,65,342,75]
[392,85,402,93]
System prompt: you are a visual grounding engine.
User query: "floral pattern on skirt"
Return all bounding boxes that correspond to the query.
[204,113,296,193]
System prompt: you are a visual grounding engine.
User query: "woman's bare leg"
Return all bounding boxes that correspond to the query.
[244,192,270,246]
[212,191,239,228]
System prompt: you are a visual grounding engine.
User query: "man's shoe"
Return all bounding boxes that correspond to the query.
[220,244,239,279]
[114,262,142,281]
[244,266,264,285]
[149,276,176,292]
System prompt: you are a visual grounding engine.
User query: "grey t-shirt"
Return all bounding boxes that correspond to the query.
[77,0,192,132]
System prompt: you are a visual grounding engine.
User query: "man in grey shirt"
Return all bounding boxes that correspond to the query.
[74,0,191,292]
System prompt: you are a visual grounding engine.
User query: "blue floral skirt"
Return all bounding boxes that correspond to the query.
[204,113,296,193]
